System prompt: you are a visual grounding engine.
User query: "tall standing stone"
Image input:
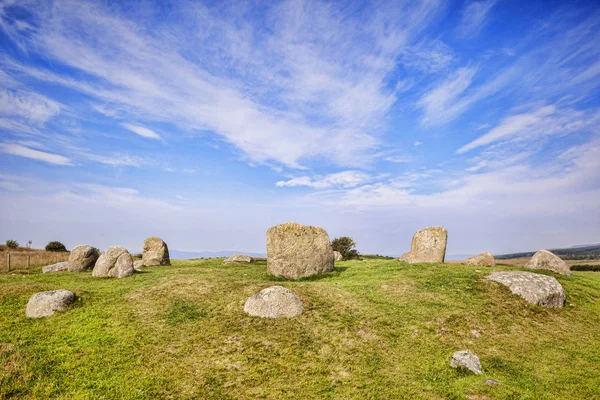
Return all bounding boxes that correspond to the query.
[524,250,571,276]
[92,246,134,278]
[68,245,100,272]
[142,237,170,266]
[266,222,334,279]
[397,226,448,263]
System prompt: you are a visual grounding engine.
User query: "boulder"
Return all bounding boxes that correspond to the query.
[524,250,570,276]
[397,226,447,263]
[133,260,144,270]
[487,271,565,308]
[92,246,134,278]
[266,222,334,279]
[68,245,99,272]
[333,251,343,261]
[26,290,76,318]
[244,286,304,318]
[464,252,496,267]
[224,254,254,263]
[142,237,170,266]
[450,350,482,375]
[42,261,69,273]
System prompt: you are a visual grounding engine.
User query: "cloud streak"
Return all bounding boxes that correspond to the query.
[0,142,72,165]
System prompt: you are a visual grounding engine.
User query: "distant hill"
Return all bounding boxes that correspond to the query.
[170,250,266,259]
[496,244,600,260]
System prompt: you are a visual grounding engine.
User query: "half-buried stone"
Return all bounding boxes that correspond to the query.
[142,237,170,266]
[244,286,304,318]
[26,290,76,318]
[397,226,447,263]
[92,246,134,278]
[464,252,496,267]
[524,249,571,276]
[42,261,69,273]
[487,271,565,308]
[68,245,99,272]
[450,350,482,375]
[224,254,254,263]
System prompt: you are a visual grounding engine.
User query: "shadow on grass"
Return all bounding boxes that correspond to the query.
[265,266,349,282]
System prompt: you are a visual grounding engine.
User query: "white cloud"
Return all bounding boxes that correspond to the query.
[276,171,371,189]
[121,124,162,141]
[84,152,149,167]
[0,88,61,123]
[414,141,423,147]
[0,142,72,166]
[456,0,497,38]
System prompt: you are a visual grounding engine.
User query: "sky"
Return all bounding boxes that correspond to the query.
[0,0,599,257]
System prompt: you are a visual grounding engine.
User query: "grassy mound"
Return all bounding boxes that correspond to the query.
[1,259,599,399]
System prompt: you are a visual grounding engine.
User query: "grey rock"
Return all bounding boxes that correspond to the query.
[266,222,334,279]
[244,286,304,318]
[450,350,482,375]
[397,226,447,263]
[333,251,343,261]
[524,249,571,276]
[142,237,170,266]
[92,246,134,278]
[133,260,144,270]
[26,290,76,318]
[487,271,565,308]
[42,261,69,273]
[464,252,496,267]
[224,254,254,263]
[484,379,502,386]
[68,245,99,272]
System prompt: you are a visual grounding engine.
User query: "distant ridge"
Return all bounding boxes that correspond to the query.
[170,250,266,260]
[496,244,600,260]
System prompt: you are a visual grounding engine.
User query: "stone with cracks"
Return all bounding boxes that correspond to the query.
[244,286,304,318]
[133,260,144,270]
[487,271,565,308]
[524,249,571,276]
[464,252,496,267]
[333,251,343,261]
[266,222,334,279]
[68,245,99,272]
[42,261,69,273]
[142,237,170,266]
[397,226,448,263]
[224,254,254,263]
[26,290,76,318]
[450,350,482,375]
[92,246,134,278]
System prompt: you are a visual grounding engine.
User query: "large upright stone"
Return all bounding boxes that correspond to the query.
[142,237,170,266]
[524,250,571,276]
[92,246,134,278]
[68,245,99,272]
[26,290,76,318]
[398,226,447,263]
[464,252,496,267]
[487,271,565,308]
[266,222,334,279]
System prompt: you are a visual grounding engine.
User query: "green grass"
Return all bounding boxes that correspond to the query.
[1,259,600,399]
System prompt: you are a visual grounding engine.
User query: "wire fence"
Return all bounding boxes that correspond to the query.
[0,251,70,273]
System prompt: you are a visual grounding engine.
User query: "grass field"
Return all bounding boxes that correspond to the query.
[0,248,70,272]
[1,258,599,399]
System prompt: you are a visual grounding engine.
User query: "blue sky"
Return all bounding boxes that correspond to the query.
[0,0,599,256]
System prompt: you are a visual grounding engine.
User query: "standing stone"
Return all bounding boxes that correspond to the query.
[266,222,334,279]
[68,245,100,272]
[142,237,170,266]
[397,226,448,263]
[333,251,343,261]
[524,250,571,276]
[224,254,254,263]
[42,261,69,273]
[464,252,496,267]
[450,350,483,375]
[244,286,304,318]
[487,271,565,308]
[26,290,76,318]
[92,246,134,278]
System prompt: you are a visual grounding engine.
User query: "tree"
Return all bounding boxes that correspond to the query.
[6,239,19,249]
[331,236,360,260]
[26,240,32,249]
[45,241,68,252]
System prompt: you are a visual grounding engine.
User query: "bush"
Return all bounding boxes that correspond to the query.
[6,239,19,249]
[570,264,600,272]
[45,241,67,252]
[331,236,361,260]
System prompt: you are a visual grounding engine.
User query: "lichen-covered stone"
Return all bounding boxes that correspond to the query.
[487,271,565,308]
[142,237,170,266]
[524,249,570,276]
[397,226,447,263]
[42,261,69,273]
[224,254,254,263]
[68,245,99,272]
[450,350,482,374]
[26,290,76,318]
[133,260,144,270]
[333,251,343,261]
[464,252,496,267]
[244,286,304,318]
[92,246,134,278]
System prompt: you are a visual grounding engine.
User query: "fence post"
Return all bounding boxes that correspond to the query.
[7,253,10,272]
[27,255,31,268]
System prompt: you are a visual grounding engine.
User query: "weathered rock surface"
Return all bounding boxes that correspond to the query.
[244,286,304,318]
[266,222,334,279]
[397,226,448,263]
[487,271,565,308]
[92,246,134,278]
[464,252,496,267]
[524,249,571,276]
[333,251,343,261]
[26,290,76,318]
[450,350,482,375]
[68,245,99,272]
[42,261,69,273]
[133,260,144,270]
[142,237,170,266]
[224,254,254,263]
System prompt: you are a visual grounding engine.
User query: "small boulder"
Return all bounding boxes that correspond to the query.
[266,222,334,279]
[524,250,570,276]
[244,286,304,318]
[42,261,69,273]
[92,246,134,278]
[142,237,170,266]
[450,350,482,375]
[26,290,76,318]
[397,226,447,263]
[133,260,144,270]
[487,271,565,307]
[224,254,254,263]
[333,251,343,261]
[68,245,99,272]
[464,252,496,267]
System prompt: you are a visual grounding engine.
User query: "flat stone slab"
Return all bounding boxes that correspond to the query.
[42,261,69,273]
[487,271,565,308]
[244,286,304,318]
[224,254,254,263]
[26,290,76,318]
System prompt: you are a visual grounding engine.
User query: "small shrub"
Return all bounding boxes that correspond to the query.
[6,239,19,249]
[45,241,68,252]
[570,264,600,272]
[331,236,361,260]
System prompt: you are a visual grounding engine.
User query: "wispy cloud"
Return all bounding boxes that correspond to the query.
[456,0,497,38]
[276,171,371,189]
[85,152,149,167]
[0,142,72,165]
[122,124,162,141]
